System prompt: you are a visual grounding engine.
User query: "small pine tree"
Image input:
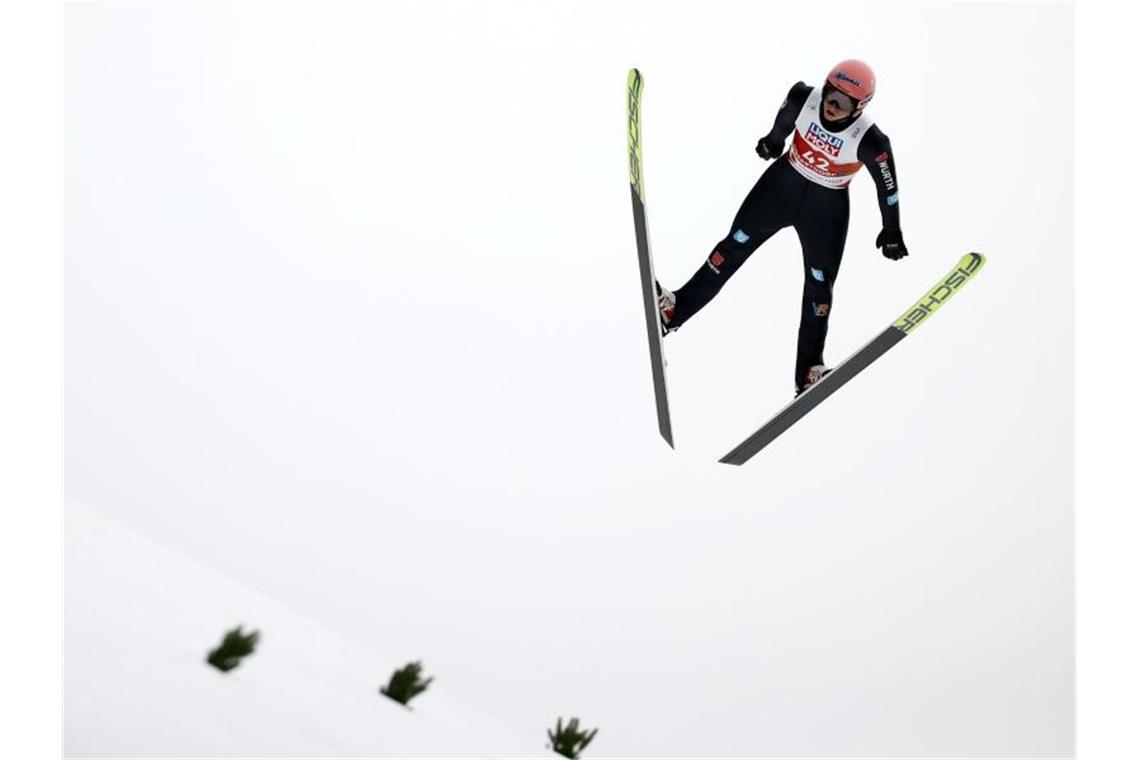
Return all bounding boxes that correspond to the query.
[206,625,261,673]
[380,661,434,707]
[547,716,598,759]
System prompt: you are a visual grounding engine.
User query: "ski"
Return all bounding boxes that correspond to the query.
[627,68,674,447]
[719,252,986,465]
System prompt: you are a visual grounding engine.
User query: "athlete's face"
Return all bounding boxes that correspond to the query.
[822,90,857,121]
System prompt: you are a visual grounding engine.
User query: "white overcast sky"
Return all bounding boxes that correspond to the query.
[65,1,1073,756]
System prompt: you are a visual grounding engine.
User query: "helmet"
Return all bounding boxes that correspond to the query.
[826,59,876,111]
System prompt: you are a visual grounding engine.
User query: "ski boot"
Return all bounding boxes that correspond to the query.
[795,364,832,397]
[656,282,676,335]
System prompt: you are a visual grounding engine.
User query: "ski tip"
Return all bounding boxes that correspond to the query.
[627,68,642,88]
[892,251,986,335]
[961,251,986,270]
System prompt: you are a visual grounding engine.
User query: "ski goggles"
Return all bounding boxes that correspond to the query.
[822,89,858,115]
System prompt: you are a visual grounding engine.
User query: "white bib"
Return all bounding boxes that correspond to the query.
[787,87,873,190]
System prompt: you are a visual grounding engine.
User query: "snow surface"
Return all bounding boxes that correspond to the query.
[65,497,549,758]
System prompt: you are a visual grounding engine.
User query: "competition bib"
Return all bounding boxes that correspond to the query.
[787,87,872,190]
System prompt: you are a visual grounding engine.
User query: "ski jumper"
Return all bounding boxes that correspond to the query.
[668,81,902,387]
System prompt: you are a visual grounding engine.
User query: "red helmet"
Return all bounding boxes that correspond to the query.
[826,59,876,111]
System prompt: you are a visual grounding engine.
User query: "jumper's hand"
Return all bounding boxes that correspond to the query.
[755,135,784,161]
[876,229,909,260]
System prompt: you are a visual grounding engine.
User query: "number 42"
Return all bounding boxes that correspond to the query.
[798,149,831,171]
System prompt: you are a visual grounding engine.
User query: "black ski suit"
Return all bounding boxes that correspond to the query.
[668,81,903,389]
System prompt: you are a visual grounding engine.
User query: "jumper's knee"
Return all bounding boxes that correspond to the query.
[706,228,755,276]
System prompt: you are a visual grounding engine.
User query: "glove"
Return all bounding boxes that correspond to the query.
[755,134,784,161]
[876,228,908,260]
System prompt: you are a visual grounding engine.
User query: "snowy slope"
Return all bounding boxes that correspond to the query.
[64,497,548,758]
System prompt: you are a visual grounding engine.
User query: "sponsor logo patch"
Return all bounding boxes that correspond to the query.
[811,267,826,282]
[875,152,896,192]
[708,250,725,273]
[732,228,750,243]
[805,122,843,158]
[813,302,830,317]
[886,192,899,206]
